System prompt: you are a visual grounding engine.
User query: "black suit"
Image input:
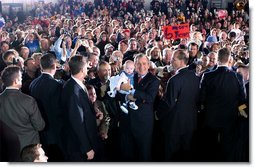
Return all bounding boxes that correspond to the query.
[200,66,246,161]
[157,67,200,161]
[0,120,21,162]
[117,72,160,161]
[29,73,64,161]
[61,78,101,161]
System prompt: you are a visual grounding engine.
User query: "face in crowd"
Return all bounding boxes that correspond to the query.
[135,55,150,76]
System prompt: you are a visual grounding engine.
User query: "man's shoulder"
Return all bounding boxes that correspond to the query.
[15,90,37,102]
[146,72,160,83]
[63,78,75,88]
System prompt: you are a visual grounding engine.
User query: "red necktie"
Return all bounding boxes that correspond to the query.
[138,76,142,83]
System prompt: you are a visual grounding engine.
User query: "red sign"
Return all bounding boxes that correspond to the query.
[163,23,190,40]
[217,10,228,19]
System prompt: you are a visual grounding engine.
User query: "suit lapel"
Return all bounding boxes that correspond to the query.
[134,73,139,88]
[134,72,151,88]
[71,78,95,116]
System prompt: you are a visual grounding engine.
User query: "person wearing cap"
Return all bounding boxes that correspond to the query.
[118,39,128,54]
[122,29,131,40]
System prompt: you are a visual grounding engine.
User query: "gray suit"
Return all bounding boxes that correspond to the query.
[0,89,45,151]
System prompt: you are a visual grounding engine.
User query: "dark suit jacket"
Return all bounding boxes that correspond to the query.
[200,66,246,129]
[117,72,160,137]
[158,67,200,135]
[0,120,21,161]
[0,89,45,150]
[29,73,63,146]
[61,78,100,161]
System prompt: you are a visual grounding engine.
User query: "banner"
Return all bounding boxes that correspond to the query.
[163,23,190,40]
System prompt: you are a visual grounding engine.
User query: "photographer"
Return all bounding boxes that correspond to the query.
[54,34,73,63]
[24,29,41,55]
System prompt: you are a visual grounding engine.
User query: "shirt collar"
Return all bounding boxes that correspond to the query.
[138,72,148,79]
[217,65,228,68]
[176,66,186,74]
[71,76,85,90]
[42,72,54,78]
[6,87,19,90]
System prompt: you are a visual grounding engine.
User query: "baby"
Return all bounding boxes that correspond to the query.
[118,60,138,114]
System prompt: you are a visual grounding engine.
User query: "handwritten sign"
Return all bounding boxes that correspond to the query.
[163,23,190,40]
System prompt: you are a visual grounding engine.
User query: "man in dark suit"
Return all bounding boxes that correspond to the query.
[200,48,246,161]
[61,55,101,161]
[117,53,160,161]
[157,50,200,161]
[29,53,64,161]
[0,66,45,152]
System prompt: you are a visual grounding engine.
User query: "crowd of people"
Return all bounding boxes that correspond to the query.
[0,0,249,162]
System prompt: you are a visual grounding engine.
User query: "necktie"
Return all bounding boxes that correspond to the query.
[138,76,142,83]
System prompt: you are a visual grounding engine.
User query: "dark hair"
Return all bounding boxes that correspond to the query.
[218,48,231,63]
[68,55,86,75]
[229,31,236,38]
[188,42,199,51]
[119,39,128,45]
[24,57,34,67]
[0,41,9,47]
[2,50,15,63]
[86,84,95,91]
[96,60,110,72]
[40,53,56,70]
[174,49,189,65]
[178,44,187,50]
[1,66,21,87]
[20,144,40,162]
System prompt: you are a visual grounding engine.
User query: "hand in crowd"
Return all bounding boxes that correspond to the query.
[87,60,92,69]
[59,34,65,40]
[100,132,108,140]
[81,39,89,48]
[120,80,132,91]
[75,39,82,49]
[95,109,104,121]
[127,94,136,102]
[238,104,248,118]
[86,149,95,160]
